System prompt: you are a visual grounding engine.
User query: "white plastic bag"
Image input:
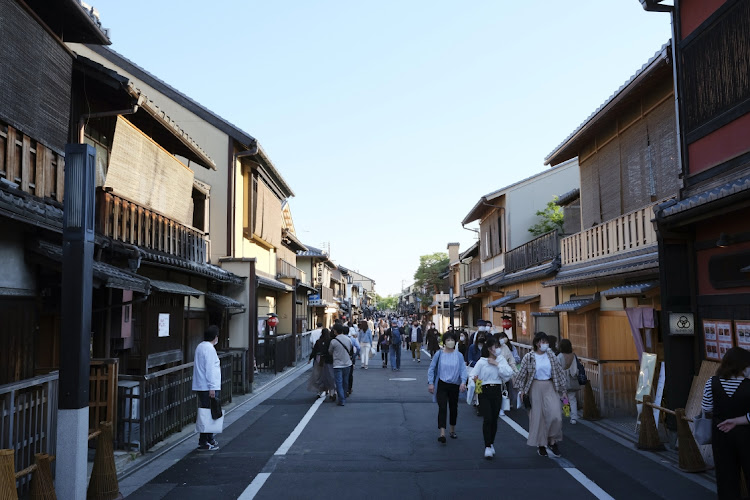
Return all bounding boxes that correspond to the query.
[196,407,224,434]
[501,390,511,412]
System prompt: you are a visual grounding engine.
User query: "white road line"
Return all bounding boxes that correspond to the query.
[421,349,432,359]
[274,396,324,456]
[237,473,271,500]
[499,415,614,500]
[237,396,324,500]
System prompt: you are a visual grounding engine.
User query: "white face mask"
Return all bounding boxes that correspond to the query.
[445,340,456,349]
[499,338,507,345]
[492,348,502,357]
[539,343,549,352]
[460,335,466,341]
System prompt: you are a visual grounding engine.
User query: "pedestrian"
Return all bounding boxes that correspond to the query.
[468,332,485,368]
[347,326,361,396]
[378,327,391,368]
[701,347,750,499]
[329,324,353,406]
[426,322,440,358]
[494,330,519,415]
[470,337,515,459]
[548,335,560,355]
[513,332,568,457]
[458,330,469,364]
[557,339,583,424]
[309,321,324,348]
[358,320,372,369]
[308,328,335,398]
[387,319,403,371]
[192,325,222,451]
[428,331,468,444]
[409,319,424,363]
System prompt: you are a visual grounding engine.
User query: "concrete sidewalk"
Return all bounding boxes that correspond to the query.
[111,362,311,492]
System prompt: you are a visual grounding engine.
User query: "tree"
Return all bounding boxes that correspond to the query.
[528,197,564,236]
[413,252,450,311]
[374,293,398,311]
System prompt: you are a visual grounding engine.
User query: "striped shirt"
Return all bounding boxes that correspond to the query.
[701,376,746,412]
[428,350,468,386]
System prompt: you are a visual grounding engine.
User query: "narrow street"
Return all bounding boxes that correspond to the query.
[122,347,715,500]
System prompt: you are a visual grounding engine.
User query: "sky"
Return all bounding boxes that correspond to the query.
[88,0,671,296]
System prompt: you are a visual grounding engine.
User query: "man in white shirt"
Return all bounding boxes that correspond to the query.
[309,322,324,347]
[192,325,222,450]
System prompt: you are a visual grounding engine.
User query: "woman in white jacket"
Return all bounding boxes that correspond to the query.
[470,337,515,459]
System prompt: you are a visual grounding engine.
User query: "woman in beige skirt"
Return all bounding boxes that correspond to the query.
[513,332,568,457]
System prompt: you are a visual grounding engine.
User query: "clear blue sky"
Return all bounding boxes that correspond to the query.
[90,0,670,296]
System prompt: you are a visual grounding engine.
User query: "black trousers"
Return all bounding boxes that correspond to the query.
[436,380,460,429]
[479,385,502,447]
[714,426,750,499]
[197,390,220,445]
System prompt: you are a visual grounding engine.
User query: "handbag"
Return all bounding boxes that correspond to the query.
[501,389,511,412]
[693,409,712,445]
[522,394,532,409]
[196,407,224,434]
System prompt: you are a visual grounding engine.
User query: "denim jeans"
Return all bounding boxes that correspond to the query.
[334,366,351,404]
[390,345,401,369]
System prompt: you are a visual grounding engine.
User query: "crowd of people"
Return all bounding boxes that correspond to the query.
[306,314,587,460]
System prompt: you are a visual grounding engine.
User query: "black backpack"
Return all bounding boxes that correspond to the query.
[575,355,588,386]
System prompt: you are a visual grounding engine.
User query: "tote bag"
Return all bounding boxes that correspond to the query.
[196,407,224,434]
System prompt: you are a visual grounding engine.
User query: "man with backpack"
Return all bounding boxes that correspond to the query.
[329,324,354,406]
[387,319,403,371]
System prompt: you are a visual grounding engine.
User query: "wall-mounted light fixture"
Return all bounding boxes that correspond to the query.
[716,233,732,248]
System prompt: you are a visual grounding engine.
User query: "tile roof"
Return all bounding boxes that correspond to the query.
[658,174,750,219]
[545,42,671,166]
[0,184,63,232]
[508,295,540,304]
[556,188,580,206]
[138,247,244,285]
[496,260,558,287]
[150,280,204,296]
[206,292,245,311]
[543,247,659,287]
[487,292,519,308]
[550,296,599,312]
[297,244,329,258]
[601,282,659,298]
[257,274,294,292]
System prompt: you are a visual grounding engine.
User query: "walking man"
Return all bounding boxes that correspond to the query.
[329,324,353,405]
[388,319,403,371]
[193,325,221,450]
[409,320,423,363]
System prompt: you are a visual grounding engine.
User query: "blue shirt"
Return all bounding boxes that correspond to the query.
[358,328,372,344]
[427,350,468,386]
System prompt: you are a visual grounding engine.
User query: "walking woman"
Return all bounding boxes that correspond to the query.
[458,330,469,364]
[470,337,514,459]
[513,332,568,457]
[308,328,335,399]
[701,347,750,499]
[358,320,373,369]
[557,339,583,424]
[494,331,519,415]
[378,328,391,368]
[428,331,468,444]
[426,322,440,358]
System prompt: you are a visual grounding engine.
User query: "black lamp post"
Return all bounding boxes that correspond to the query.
[57,143,96,498]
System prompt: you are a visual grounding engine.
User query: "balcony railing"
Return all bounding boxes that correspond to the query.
[505,230,558,273]
[97,190,208,264]
[320,285,334,303]
[560,203,658,266]
[277,258,306,282]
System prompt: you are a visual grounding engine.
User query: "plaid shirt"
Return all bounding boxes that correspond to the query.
[513,350,567,395]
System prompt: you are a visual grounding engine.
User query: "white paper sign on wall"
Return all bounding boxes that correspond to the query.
[158,313,170,337]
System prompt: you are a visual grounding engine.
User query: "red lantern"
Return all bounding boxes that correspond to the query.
[267,316,279,328]
[502,317,512,330]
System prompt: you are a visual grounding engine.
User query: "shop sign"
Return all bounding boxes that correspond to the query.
[668,312,694,335]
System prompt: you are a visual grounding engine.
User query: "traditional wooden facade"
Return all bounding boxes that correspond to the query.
[543,43,679,416]
[643,0,750,411]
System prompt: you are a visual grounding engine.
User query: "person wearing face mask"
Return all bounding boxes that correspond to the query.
[494,331,519,415]
[426,322,440,358]
[409,320,424,363]
[458,331,469,364]
[470,337,515,459]
[513,332,568,457]
[427,331,468,444]
[701,347,750,499]
[468,331,486,368]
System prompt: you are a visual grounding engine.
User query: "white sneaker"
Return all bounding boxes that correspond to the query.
[499,410,506,417]
[570,419,577,424]
[490,444,496,456]
[484,447,493,459]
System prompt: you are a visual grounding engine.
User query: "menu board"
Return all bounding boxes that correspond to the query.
[702,319,720,361]
[735,320,750,351]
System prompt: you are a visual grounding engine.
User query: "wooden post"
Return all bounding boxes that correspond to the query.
[637,396,664,450]
[87,422,122,500]
[29,453,55,500]
[675,408,707,473]
[0,449,18,500]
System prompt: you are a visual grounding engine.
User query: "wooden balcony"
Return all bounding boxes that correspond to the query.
[97,190,208,263]
[505,230,558,273]
[320,285,334,303]
[277,258,306,282]
[560,203,658,266]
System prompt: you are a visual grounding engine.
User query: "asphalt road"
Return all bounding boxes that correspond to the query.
[124,346,716,500]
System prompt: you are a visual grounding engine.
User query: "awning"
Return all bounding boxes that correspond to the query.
[601,282,659,298]
[205,292,245,311]
[507,295,540,304]
[658,174,750,221]
[550,295,600,313]
[497,261,558,287]
[454,297,469,305]
[257,275,294,292]
[487,292,519,308]
[297,281,318,293]
[150,280,204,297]
[543,247,659,287]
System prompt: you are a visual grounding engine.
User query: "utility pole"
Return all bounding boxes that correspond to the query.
[57,144,96,499]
